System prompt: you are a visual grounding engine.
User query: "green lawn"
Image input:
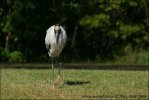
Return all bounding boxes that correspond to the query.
[1,68,148,99]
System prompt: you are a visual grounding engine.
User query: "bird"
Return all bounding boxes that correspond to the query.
[45,24,67,89]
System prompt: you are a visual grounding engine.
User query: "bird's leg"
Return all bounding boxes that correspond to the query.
[57,62,61,82]
[51,57,56,91]
[51,57,54,82]
[58,56,61,78]
[58,58,61,76]
[51,57,61,90]
[54,57,61,85]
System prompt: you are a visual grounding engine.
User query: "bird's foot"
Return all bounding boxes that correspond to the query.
[51,75,61,91]
[55,74,61,84]
[51,84,56,91]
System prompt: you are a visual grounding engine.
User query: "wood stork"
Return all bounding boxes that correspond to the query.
[45,24,67,86]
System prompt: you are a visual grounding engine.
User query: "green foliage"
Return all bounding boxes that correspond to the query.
[80,14,110,28]
[0,48,25,63]
[119,24,142,35]
[114,50,149,65]
[0,0,149,62]
[8,51,25,63]
[1,48,10,61]
[108,30,118,38]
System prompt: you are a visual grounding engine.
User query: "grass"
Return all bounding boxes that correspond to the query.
[1,68,148,99]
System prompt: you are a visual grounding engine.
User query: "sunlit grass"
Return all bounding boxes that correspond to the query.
[1,68,148,99]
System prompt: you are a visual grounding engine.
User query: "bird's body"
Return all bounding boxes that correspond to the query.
[45,24,67,88]
[45,25,67,57]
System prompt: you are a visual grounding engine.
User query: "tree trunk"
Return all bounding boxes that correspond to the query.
[71,26,78,48]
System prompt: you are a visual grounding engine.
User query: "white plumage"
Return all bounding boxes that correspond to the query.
[45,24,67,87]
[45,25,67,57]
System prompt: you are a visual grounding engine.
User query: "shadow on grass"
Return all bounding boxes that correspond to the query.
[65,81,90,86]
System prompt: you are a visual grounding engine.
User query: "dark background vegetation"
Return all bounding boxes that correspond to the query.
[0,0,149,63]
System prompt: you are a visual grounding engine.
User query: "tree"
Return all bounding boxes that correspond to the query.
[0,0,148,62]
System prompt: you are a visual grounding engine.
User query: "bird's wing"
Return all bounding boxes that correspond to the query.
[46,43,51,51]
[45,26,55,44]
[60,26,67,44]
[45,26,55,51]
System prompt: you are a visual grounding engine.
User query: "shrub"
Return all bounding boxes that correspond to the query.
[8,51,25,63]
[0,48,10,61]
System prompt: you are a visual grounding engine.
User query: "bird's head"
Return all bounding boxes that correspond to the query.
[54,24,61,44]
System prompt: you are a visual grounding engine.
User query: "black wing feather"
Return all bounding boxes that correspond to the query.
[46,44,51,51]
